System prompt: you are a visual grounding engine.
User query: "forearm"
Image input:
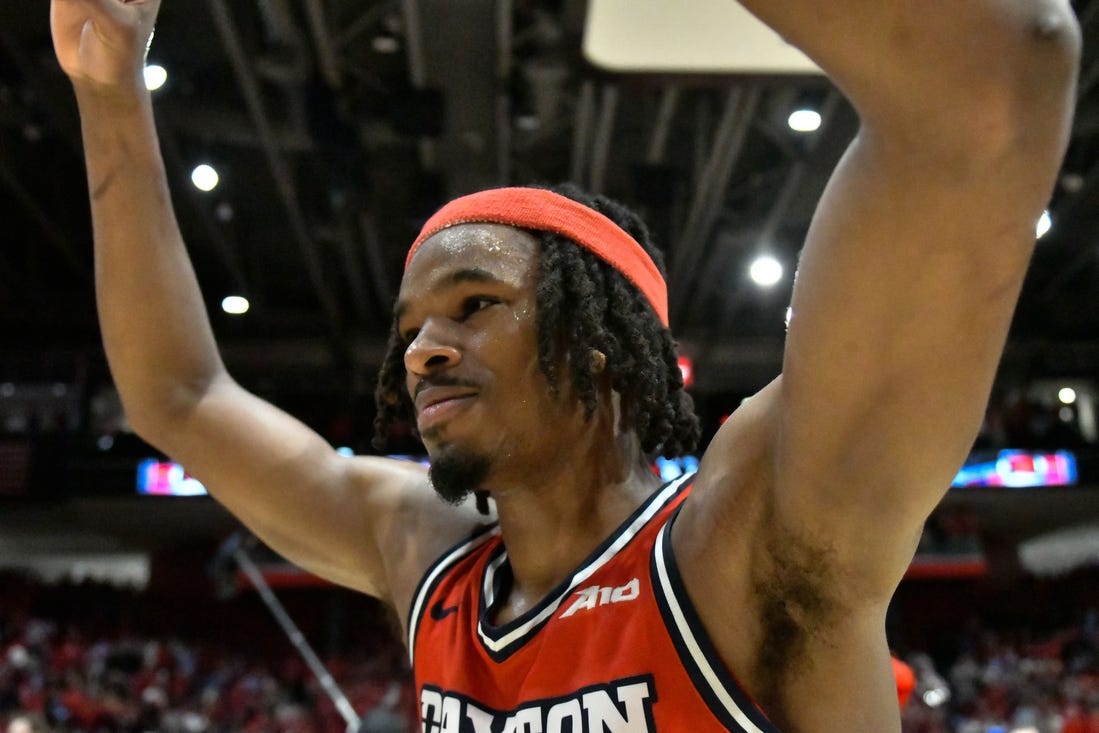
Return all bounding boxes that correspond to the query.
[76,87,226,438]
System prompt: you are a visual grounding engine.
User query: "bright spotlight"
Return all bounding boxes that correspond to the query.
[1058,387,1077,405]
[1036,210,1052,239]
[191,164,219,192]
[143,64,168,91]
[372,36,400,53]
[749,255,784,287]
[221,295,250,315]
[922,688,949,708]
[788,109,821,133]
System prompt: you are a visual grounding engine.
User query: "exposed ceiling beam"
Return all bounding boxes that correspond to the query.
[315,223,371,323]
[495,0,514,184]
[359,212,397,319]
[412,0,501,196]
[646,85,681,165]
[332,4,388,50]
[207,0,345,338]
[1038,148,1099,301]
[0,29,82,155]
[164,105,316,152]
[304,0,343,89]
[1079,54,1099,102]
[690,90,844,337]
[750,90,842,253]
[401,0,429,86]
[670,85,762,321]
[0,146,86,281]
[571,80,597,186]
[157,122,251,294]
[588,84,620,194]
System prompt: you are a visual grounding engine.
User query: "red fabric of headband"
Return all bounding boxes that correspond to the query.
[406,187,669,327]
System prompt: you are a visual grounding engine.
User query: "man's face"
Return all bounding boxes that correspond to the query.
[395,224,586,499]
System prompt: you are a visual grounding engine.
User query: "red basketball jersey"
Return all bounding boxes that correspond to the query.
[407,475,780,732]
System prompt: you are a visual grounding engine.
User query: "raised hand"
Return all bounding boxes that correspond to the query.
[50,0,161,92]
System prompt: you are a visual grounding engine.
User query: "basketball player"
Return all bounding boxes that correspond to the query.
[50,0,1080,730]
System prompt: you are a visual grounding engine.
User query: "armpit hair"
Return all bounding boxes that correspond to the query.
[750,520,841,719]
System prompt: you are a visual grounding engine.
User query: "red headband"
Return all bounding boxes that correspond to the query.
[406,187,669,327]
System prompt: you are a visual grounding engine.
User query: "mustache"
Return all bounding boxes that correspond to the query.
[412,374,480,401]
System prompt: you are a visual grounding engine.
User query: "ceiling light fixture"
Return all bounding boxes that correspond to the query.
[144,64,168,91]
[191,164,219,192]
[788,109,821,133]
[749,255,784,287]
[221,295,250,315]
[372,36,400,53]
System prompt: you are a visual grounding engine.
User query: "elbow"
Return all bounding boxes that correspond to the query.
[116,374,223,448]
[883,4,1082,161]
[987,5,1081,153]
[121,401,176,447]
[118,395,185,449]
[917,6,1082,183]
[1018,3,1082,106]
[1026,3,1082,66]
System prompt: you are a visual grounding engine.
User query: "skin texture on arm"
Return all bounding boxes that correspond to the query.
[50,0,483,616]
[741,0,1080,599]
[674,1,1081,730]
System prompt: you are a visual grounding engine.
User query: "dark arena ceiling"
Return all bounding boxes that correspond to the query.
[1,0,1098,466]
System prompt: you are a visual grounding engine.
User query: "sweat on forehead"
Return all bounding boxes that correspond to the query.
[403,224,538,280]
[413,223,533,257]
[395,226,537,323]
[406,187,670,327]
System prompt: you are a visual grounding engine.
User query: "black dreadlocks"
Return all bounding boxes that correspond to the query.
[372,182,700,460]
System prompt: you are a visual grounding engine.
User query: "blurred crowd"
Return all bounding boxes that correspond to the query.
[0,593,415,733]
[901,611,1099,733]
[3,574,1099,732]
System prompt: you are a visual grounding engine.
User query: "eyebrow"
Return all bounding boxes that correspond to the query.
[393,267,503,322]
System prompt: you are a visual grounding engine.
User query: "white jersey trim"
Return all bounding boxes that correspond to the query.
[652,521,774,733]
[477,473,692,655]
[407,524,500,663]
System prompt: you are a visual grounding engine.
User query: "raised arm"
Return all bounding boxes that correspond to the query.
[745,0,1081,594]
[668,1,1081,729]
[676,2,1080,717]
[50,0,471,609]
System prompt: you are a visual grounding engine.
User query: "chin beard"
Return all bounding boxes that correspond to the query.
[428,447,491,506]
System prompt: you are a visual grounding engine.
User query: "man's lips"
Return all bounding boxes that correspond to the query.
[414,386,478,433]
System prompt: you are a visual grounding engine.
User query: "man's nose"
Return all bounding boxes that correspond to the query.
[404,320,462,377]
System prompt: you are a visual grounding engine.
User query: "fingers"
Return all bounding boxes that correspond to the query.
[50,0,162,87]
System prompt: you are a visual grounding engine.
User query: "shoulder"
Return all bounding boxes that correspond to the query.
[676,379,780,549]
[346,455,496,629]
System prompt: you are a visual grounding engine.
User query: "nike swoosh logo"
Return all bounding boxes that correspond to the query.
[430,599,459,621]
